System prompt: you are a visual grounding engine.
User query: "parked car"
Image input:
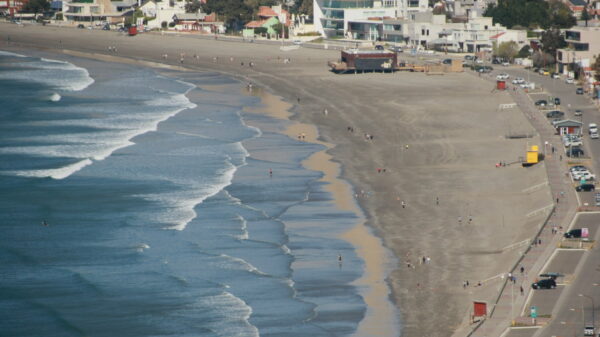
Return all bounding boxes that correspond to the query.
[375,45,384,50]
[554,97,561,105]
[442,58,452,64]
[535,99,548,106]
[577,87,584,95]
[574,109,583,116]
[292,40,303,45]
[102,24,110,31]
[590,123,598,134]
[551,73,560,79]
[592,132,599,139]
[571,165,588,172]
[502,61,510,66]
[566,77,575,84]
[512,77,525,84]
[531,278,557,289]
[564,228,583,238]
[546,110,564,118]
[77,24,85,29]
[566,147,584,157]
[496,73,509,80]
[576,183,595,192]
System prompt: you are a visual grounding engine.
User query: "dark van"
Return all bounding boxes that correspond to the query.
[576,183,595,191]
[564,229,582,238]
[531,278,557,289]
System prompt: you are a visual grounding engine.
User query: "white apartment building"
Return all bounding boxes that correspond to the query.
[383,11,525,52]
[313,0,428,38]
[63,0,136,22]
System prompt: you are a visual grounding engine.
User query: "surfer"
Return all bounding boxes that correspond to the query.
[42,220,48,226]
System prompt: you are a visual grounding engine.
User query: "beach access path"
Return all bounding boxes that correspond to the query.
[1,23,554,337]
[452,71,579,337]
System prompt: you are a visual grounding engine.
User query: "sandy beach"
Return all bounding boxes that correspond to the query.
[1,23,555,337]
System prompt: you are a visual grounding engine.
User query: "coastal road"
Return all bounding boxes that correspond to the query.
[532,213,600,337]
[487,66,600,337]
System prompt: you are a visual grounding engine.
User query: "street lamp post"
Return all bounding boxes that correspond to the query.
[580,294,595,333]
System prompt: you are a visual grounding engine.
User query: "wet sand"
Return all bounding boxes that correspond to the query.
[1,23,554,337]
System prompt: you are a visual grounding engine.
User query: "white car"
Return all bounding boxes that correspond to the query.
[520,82,533,89]
[566,78,575,84]
[564,140,583,147]
[292,40,303,45]
[502,62,510,66]
[512,77,525,84]
[496,73,510,80]
[475,59,484,64]
[589,123,598,134]
[591,132,599,139]
[574,172,596,181]
[551,73,560,79]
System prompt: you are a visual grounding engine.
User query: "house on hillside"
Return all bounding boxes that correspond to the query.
[565,0,588,18]
[244,5,290,38]
[172,12,224,33]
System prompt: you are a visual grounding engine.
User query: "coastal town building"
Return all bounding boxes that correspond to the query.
[244,5,290,38]
[383,11,524,52]
[556,27,600,85]
[142,0,185,29]
[62,0,135,23]
[172,12,224,33]
[313,0,428,38]
[0,0,27,16]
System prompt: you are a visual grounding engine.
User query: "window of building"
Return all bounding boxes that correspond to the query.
[565,30,580,41]
[572,42,589,51]
[408,0,419,7]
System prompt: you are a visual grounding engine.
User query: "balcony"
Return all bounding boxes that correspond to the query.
[322,0,374,9]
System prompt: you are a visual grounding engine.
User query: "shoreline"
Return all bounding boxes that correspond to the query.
[243,87,400,336]
[1,24,555,337]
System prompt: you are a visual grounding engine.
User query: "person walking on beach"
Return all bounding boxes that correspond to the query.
[401,201,406,208]
[436,196,439,205]
[458,216,462,225]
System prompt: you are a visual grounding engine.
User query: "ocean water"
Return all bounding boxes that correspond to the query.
[0,50,376,336]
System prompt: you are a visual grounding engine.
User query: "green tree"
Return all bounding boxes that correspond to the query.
[496,41,519,61]
[593,55,600,81]
[517,45,531,58]
[295,0,312,15]
[185,0,202,13]
[548,0,577,28]
[202,0,252,29]
[21,0,49,14]
[540,28,566,56]
[581,7,591,27]
[485,0,574,29]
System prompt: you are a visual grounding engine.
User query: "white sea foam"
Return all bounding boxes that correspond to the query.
[4,159,93,180]
[0,50,27,57]
[159,160,237,231]
[5,85,197,180]
[234,214,249,240]
[48,92,61,102]
[199,292,259,337]
[135,243,150,252]
[0,57,95,92]
[218,254,269,277]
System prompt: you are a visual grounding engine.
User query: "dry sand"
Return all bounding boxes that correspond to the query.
[1,23,554,337]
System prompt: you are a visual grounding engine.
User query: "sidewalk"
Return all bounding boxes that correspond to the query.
[466,76,579,337]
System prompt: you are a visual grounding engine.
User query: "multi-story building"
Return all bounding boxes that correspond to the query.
[62,0,135,22]
[557,27,600,79]
[0,0,27,16]
[313,0,428,38]
[383,11,524,52]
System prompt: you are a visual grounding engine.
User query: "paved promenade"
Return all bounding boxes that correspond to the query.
[467,77,579,337]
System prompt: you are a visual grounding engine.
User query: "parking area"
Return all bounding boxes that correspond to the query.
[503,327,539,337]
[543,250,584,276]
[528,285,565,316]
